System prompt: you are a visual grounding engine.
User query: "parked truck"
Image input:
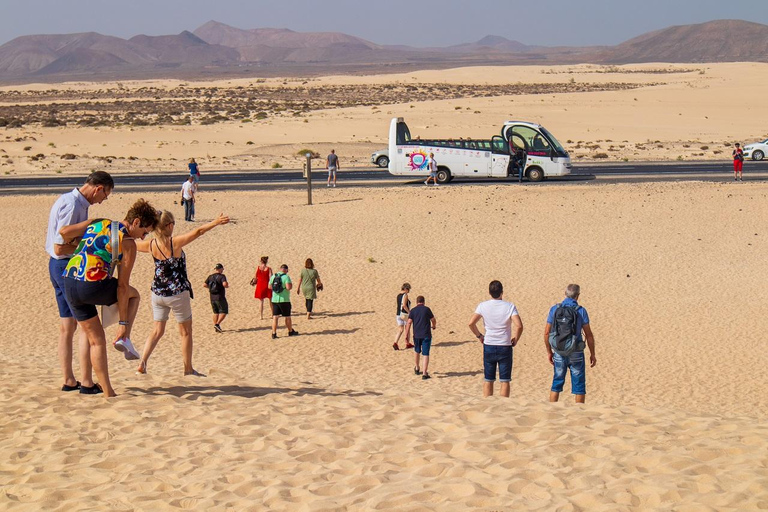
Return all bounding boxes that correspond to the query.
[387,117,572,183]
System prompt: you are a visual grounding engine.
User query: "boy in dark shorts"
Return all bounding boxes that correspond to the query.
[204,263,228,332]
[406,295,436,380]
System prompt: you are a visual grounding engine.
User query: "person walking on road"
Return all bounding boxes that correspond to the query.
[424,152,438,186]
[181,175,196,222]
[46,171,114,393]
[327,149,340,187]
[188,158,201,188]
[544,284,596,404]
[733,143,745,181]
[469,280,524,398]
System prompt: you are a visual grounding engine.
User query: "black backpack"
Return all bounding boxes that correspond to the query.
[207,276,222,295]
[271,273,284,294]
[548,304,584,356]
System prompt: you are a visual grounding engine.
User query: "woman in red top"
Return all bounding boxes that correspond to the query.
[252,256,273,320]
[733,143,744,181]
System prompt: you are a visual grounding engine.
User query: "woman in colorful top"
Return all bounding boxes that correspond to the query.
[60,199,159,397]
[297,258,323,319]
[252,256,273,320]
[134,210,229,376]
[188,158,200,188]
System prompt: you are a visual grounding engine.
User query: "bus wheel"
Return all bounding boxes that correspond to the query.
[526,167,544,182]
[436,167,452,184]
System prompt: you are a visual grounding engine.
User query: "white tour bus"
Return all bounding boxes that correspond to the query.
[387,117,572,183]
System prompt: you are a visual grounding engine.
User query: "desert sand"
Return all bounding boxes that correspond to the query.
[0,63,767,176]
[4,176,768,509]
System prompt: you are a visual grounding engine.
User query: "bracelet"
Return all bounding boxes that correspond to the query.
[118,321,129,326]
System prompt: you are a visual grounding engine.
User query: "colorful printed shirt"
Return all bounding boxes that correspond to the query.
[63,219,126,282]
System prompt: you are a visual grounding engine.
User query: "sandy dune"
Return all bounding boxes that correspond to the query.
[4,179,768,509]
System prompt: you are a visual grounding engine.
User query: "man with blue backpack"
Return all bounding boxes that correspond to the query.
[544,284,596,403]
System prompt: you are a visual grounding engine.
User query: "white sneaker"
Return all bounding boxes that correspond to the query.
[115,338,140,360]
[333,183,336,187]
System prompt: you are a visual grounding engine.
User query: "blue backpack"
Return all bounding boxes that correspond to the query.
[548,304,585,356]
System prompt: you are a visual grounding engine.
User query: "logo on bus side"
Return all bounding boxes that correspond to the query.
[408,150,429,171]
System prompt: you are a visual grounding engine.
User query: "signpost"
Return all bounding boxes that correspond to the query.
[305,152,313,205]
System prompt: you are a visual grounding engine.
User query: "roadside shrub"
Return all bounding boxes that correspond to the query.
[60,153,77,160]
[593,153,609,159]
[271,162,282,169]
[296,149,320,159]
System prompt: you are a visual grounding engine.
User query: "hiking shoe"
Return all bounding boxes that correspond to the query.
[80,383,103,395]
[288,330,299,337]
[422,373,431,380]
[272,333,278,340]
[114,338,140,360]
[414,367,421,375]
[214,324,223,333]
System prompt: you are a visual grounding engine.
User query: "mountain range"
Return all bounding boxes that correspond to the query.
[0,19,765,82]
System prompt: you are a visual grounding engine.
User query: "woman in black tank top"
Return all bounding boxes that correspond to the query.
[394,283,413,351]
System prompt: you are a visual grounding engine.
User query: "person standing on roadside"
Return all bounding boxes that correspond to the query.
[46,171,114,393]
[406,295,436,380]
[424,152,438,186]
[469,280,524,398]
[733,143,744,181]
[181,175,196,222]
[269,264,298,339]
[544,284,596,404]
[188,158,201,188]
[204,263,229,332]
[327,149,340,188]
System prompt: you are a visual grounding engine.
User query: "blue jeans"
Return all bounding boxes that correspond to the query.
[414,337,432,356]
[483,345,512,382]
[551,351,586,395]
[184,199,195,221]
[49,257,73,318]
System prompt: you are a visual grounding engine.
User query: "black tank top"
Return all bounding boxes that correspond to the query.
[397,293,410,315]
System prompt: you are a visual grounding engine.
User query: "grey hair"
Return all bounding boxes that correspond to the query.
[565,284,581,299]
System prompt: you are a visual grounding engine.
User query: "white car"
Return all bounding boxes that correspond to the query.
[370,149,389,168]
[743,139,767,161]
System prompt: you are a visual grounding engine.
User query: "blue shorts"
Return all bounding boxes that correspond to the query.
[49,257,73,318]
[551,351,586,395]
[484,344,512,382]
[414,337,431,356]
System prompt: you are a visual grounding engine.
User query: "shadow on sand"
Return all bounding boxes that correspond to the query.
[302,328,360,336]
[231,326,272,333]
[320,311,374,318]
[125,385,383,400]
[437,340,473,348]
[437,370,483,379]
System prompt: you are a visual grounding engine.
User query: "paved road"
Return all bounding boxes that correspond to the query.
[2,161,767,194]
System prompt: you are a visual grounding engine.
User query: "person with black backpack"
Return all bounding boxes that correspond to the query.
[269,264,298,339]
[204,263,229,333]
[544,284,596,403]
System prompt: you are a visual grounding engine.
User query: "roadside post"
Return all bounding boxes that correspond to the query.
[305,153,313,205]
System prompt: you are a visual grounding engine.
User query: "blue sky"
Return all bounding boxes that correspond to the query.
[2,0,766,47]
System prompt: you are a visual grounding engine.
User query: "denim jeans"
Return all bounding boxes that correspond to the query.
[184,199,194,221]
[483,344,512,382]
[551,351,586,394]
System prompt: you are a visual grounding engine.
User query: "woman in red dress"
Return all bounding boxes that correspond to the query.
[252,256,273,320]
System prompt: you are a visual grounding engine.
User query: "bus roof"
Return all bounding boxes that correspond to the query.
[503,120,543,129]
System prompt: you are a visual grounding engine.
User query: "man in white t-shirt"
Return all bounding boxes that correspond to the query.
[468,280,524,398]
[181,175,196,221]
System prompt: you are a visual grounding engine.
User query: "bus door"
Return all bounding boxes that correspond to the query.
[491,136,509,177]
[507,131,528,178]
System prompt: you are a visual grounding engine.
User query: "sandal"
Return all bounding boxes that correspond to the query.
[80,383,103,395]
[61,381,81,392]
[393,343,399,351]
[414,367,422,375]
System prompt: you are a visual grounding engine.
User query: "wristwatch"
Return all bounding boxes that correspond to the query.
[476,334,484,339]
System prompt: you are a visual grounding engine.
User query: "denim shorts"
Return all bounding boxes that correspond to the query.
[414,337,432,356]
[483,344,513,382]
[49,257,73,318]
[551,351,586,395]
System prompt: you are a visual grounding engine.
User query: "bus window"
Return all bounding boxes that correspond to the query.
[512,126,550,156]
[396,122,411,145]
[491,136,507,154]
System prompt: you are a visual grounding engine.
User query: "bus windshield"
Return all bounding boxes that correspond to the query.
[541,127,566,154]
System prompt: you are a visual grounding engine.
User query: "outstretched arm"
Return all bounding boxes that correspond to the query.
[135,238,152,253]
[173,213,229,248]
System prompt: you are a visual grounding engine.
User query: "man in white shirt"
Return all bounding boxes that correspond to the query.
[46,171,113,393]
[181,175,196,221]
[468,280,524,397]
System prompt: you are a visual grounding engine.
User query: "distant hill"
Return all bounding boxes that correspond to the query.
[0,19,764,81]
[601,19,768,63]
